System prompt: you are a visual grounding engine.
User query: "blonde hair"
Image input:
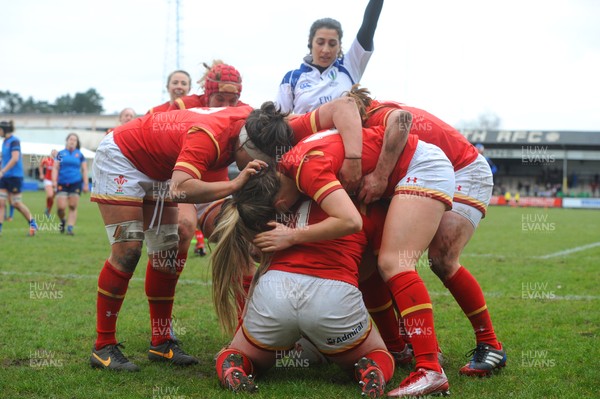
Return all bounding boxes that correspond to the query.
[345,84,373,123]
[197,59,224,88]
[210,168,280,335]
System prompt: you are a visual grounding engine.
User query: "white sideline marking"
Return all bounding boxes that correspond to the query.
[464,241,600,260]
[428,290,600,301]
[0,270,212,286]
[2,270,599,300]
[535,241,600,259]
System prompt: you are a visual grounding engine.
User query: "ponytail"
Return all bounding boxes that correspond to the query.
[210,167,281,335]
[211,200,252,336]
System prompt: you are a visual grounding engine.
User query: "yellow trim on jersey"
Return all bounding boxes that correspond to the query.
[466,304,488,318]
[367,300,393,314]
[147,296,175,301]
[400,303,433,318]
[309,111,319,133]
[188,126,220,160]
[97,287,126,299]
[175,162,202,179]
[175,98,186,110]
[296,150,325,194]
[313,181,341,203]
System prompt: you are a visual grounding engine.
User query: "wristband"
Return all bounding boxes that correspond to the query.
[344,156,362,160]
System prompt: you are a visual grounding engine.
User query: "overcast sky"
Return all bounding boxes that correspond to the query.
[1,0,599,131]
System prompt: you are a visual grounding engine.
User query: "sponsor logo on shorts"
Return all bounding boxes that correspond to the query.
[326,322,364,345]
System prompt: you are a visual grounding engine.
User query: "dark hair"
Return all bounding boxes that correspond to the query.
[0,120,15,135]
[308,17,343,51]
[210,168,280,335]
[65,133,81,150]
[244,101,294,159]
[66,133,81,150]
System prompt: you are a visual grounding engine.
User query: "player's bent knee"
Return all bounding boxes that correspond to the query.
[177,219,195,242]
[115,246,143,273]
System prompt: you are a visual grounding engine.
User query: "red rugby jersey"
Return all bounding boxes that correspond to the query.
[279,122,418,203]
[167,94,250,111]
[366,100,478,171]
[40,157,55,180]
[268,199,387,287]
[112,106,252,181]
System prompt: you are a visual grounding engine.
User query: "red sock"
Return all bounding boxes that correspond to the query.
[359,272,405,353]
[146,253,186,346]
[444,266,499,349]
[215,348,254,384]
[387,271,441,372]
[95,260,133,350]
[363,349,395,383]
[46,197,53,211]
[195,229,205,249]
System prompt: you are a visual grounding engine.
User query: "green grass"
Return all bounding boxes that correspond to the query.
[1,191,599,398]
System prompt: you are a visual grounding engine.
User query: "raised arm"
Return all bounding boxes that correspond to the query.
[316,97,364,192]
[358,109,412,203]
[356,0,384,51]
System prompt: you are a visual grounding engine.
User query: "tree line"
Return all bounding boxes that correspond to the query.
[0,88,104,114]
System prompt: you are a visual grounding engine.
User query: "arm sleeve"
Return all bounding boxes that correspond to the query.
[275,74,294,114]
[174,130,219,179]
[356,0,384,51]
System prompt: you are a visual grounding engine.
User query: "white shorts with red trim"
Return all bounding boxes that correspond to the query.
[452,154,494,227]
[394,141,455,209]
[242,270,371,356]
[91,133,172,207]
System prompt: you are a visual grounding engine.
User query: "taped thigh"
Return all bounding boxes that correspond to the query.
[10,193,23,204]
[145,224,179,254]
[105,220,145,245]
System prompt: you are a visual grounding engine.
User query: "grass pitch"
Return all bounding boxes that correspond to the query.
[0,191,599,398]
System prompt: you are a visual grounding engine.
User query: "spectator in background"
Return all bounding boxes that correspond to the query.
[119,107,136,125]
[0,120,38,236]
[147,70,192,113]
[38,149,58,217]
[106,108,137,135]
[52,133,88,235]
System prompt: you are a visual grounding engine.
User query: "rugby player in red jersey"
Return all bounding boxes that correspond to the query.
[89,105,266,371]
[38,149,57,217]
[350,88,506,380]
[147,70,192,114]
[209,169,395,397]
[232,104,453,396]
